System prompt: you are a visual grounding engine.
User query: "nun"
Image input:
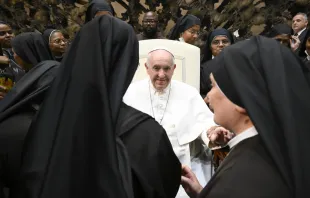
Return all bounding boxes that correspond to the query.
[168,14,201,45]
[20,15,181,198]
[201,28,234,64]
[181,36,310,198]
[43,29,67,62]
[200,28,234,98]
[0,32,59,197]
[85,0,115,23]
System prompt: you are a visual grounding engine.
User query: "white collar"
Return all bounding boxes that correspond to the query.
[179,37,186,43]
[297,28,306,36]
[227,126,258,149]
[149,79,171,95]
[305,50,310,61]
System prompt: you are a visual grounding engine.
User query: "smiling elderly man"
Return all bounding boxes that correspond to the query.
[123,48,225,198]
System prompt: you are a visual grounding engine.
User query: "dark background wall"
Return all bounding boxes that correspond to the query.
[0,0,309,41]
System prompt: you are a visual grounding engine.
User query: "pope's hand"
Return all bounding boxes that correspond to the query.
[181,165,203,198]
[207,126,234,146]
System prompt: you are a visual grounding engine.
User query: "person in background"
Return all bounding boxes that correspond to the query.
[200,28,234,99]
[298,27,310,65]
[20,15,181,198]
[168,14,201,45]
[0,21,25,84]
[201,28,234,64]
[0,32,58,198]
[268,24,292,48]
[43,29,68,62]
[292,13,308,43]
[291,13,309,57]
[181,36,310,198]
[84,0,115,23]
[136,11,165,41]
[0,21,14,60]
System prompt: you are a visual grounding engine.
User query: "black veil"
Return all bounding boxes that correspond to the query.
[167,14,201,41]
[85,0,115,23]
[207,36,310,197]
[201,28,234,64]
[11,32,54,67]
[0,32,58,198]
[20,15,139,198]
[0,32,56,114]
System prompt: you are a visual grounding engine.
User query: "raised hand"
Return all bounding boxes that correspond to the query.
[207,126,234,146]
[181,165,203,198]
[290,35,301,52]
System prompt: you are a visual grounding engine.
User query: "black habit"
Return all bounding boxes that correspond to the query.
[0,32,58,198]
[42,29,64,62]
[200,28,234,98]
[299,29,310,59]
[85,0,115,23]
[0,60,59,198]
[20,15,181,198]
[199,36,310,198]
[297,29,309,58]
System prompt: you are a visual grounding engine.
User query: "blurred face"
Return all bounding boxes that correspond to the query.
[210,35,231,57]
[206,74,239,128]
[0,24,14,48]
[273,34,291,48]
[142,13,158,36]
[181,25,200,44]
[306,37,310,56]
[49,32,67,55]
[12,48,31,70]
[292,14,308,34]
[145,50,176,91]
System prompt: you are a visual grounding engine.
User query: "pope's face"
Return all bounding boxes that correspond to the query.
[145,50,176,91]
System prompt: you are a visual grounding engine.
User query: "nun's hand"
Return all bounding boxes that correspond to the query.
[181,165,203,198]
[290,36,301,51]
[207,126,234,146]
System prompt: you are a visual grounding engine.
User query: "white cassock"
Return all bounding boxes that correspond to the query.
[123,78,215,198]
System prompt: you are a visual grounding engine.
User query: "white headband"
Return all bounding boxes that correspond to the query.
[49,30,60,43]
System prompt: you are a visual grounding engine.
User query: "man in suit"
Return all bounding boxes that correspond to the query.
[291,13,308,57]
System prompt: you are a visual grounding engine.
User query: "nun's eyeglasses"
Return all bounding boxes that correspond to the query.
[211,39,230,46]
[187,29,200,36]
[52,39,68,45]
[0,30,13,36]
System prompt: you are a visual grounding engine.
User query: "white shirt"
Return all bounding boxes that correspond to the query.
[123,78,216,197]
[296,27,306,36]
[227,126,258,149]
[305,50,310,61]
